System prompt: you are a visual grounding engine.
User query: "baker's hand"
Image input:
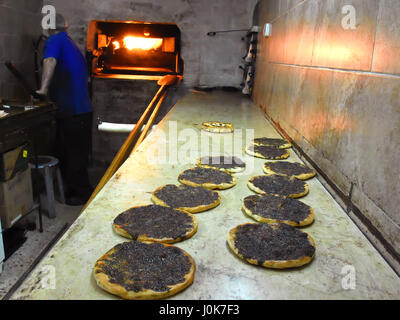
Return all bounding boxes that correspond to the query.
[30,89,48,104]
[34,58,56,103]
[36,87,49,96]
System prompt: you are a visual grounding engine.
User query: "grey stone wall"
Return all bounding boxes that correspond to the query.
[253,0,400,271]
[0,0,43,100]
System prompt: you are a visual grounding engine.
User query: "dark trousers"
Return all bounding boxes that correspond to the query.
[56,112,94,201]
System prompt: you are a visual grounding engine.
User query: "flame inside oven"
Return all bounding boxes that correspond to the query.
[88,20,183,78]
[112,36,163,51]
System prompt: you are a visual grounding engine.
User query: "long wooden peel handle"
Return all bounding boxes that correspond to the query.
[131,90,167,154]
[81,84,167,212]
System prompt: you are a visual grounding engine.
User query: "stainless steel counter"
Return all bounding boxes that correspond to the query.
[11,90,400,300]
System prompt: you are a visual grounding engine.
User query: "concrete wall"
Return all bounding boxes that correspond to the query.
[253,0,400,271]
[43,0,258,166]
[0,0,43,100]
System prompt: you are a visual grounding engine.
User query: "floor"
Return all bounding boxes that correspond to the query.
[0,202,82,299]
[0,167,105,300]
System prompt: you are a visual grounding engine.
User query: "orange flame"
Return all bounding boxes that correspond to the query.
[112,41,120,50]
[122,36,163,50]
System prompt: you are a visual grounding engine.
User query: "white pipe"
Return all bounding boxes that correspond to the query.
[98,121,157,133]
[0,110,8,119]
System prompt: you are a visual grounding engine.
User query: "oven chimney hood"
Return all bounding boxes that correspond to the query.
[86,20,184,81]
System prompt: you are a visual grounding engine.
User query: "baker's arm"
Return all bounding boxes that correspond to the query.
[36,57,57,96]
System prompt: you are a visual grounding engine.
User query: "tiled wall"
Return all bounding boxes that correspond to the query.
[253,0,400,270]
[0,0,43,100]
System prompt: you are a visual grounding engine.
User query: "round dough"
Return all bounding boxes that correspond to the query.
[94,241,196,299]
[202,121,234,133]
[197,156,246,173]
[248,175,309,198]
[152,184,221,213]
[245,145,290,160]
[242,194,314,227]
[228,223,316,269]
[178,167,236,190]
[263,161,316,180]
[113,205,198,243]
[252,137,292,149]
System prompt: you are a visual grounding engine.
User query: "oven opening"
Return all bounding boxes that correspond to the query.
[87,20,184,80]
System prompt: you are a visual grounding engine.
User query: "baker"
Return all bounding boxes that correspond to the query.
[36,14,93,206]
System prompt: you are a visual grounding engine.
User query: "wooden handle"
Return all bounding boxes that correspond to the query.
[81,84,167,212]
[131,90,167,154]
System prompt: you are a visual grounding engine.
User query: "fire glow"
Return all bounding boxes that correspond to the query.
[112,40,120,50]
[113,36,163,51]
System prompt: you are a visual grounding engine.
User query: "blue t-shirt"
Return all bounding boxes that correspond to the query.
[44,32,92,117]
